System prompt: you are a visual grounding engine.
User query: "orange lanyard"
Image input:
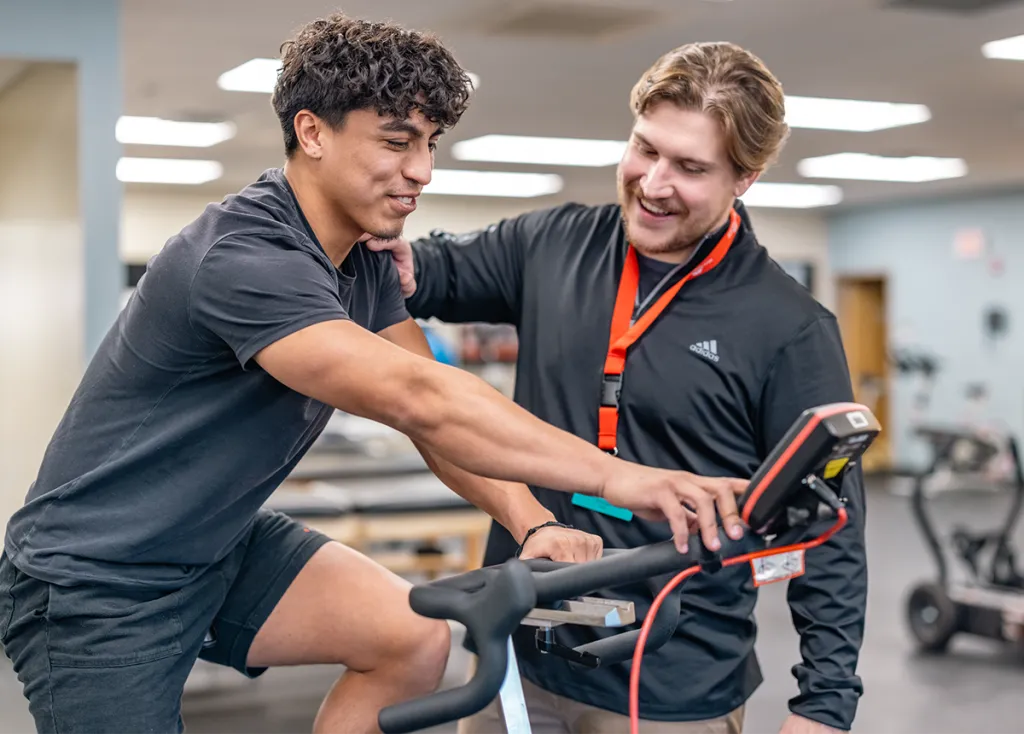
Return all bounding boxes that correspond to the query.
[597,208,741,454]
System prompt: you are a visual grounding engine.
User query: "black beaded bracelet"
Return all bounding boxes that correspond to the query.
[515,520,573,557]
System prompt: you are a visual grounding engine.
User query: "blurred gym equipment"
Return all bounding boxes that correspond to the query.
[905,428,1024,653]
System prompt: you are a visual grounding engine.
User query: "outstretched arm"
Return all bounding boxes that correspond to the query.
[757,316,868,733]
[255,317,746,553]
[190,236,745,554]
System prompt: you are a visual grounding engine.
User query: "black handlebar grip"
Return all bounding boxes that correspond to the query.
[378,560,538,734]
[532,540,696,603]
[574,574,684,665]
[419,565,497,593]
[520,548,629,578]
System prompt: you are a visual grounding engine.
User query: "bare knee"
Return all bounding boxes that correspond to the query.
[403,614,448,692]
[386,616,451,695]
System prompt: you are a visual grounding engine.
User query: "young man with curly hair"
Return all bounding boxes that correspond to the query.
[0,14,749,734]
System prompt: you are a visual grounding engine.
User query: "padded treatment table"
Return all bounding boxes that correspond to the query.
[266,472,493,578]
[286,449,431,480]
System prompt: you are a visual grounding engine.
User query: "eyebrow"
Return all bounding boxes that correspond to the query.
[379,119,444,138]
[633,132,714,169]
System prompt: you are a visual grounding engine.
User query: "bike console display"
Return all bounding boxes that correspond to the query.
[377,402,880,734]
[740,402,881,535]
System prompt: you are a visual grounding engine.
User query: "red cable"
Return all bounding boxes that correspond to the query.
[628,508,849,734]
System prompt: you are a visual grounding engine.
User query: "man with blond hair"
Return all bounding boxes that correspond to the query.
[372,42,867,734]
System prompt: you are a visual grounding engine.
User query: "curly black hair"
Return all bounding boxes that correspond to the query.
[272,13,474,156]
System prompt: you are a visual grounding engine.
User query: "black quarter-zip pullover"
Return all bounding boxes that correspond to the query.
[406,201,867,729]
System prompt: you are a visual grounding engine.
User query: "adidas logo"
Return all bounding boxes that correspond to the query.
[689,340,720,363]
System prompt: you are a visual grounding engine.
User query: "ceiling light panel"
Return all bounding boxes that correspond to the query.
[741,182,843,208]
[423,169,563,197]
[116,157,223,185]
[452,135,627,167]
[797,153,967,182]
[218,58,478,93]
[116,116,235,147]
[785,96,931,132]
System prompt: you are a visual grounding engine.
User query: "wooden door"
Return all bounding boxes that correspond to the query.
[837,276,891,472]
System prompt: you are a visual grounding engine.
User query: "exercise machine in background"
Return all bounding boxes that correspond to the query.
[904,428,1024,653]
[889,347,1014,492]
[889,347,1024,653]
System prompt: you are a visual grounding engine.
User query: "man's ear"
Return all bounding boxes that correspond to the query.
[293,110,325,160]
[734,170,761,198]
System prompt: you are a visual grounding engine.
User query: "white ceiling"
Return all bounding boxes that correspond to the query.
[109,0,1024,210]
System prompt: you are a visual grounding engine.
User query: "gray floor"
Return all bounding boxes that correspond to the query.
[3,479,1024,733]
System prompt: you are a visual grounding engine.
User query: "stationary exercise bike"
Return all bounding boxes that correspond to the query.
[904,425,1024,653]
[375,403,881,734]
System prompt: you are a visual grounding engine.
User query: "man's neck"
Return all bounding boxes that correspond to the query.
[283,160,362,268]
[638,243,698,265]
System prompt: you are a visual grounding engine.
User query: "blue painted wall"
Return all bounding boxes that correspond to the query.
[828,189,1024,465]
[0,0,122,360]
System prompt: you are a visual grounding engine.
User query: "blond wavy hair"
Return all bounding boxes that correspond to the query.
[630,42,790,176]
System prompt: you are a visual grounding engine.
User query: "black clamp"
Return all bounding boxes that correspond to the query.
[535,629,600,668]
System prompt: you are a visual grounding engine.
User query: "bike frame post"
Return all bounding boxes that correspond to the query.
[497,636,532,733]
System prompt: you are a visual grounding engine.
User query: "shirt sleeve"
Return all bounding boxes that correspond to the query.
[372,252,412,333]
[189,236,350,369]
[406,210,547,325]
[756,315,868,731]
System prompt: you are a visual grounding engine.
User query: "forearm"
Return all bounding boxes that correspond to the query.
[413,442,556,544]
[755,317,870,728]
[372,317,615,500]
[400,360,615,497]
[786,498,867,728]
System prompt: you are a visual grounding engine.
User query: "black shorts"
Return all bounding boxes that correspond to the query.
[0,508,332,734]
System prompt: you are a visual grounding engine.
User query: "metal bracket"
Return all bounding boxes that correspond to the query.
[521,597,635,628]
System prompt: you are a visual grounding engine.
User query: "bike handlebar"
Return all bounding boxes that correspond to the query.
[377,559,537,733]
[378,525,751,733]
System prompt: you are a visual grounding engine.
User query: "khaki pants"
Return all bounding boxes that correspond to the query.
[457,669,745,734]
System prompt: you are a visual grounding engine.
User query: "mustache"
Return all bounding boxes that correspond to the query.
[625,186,685,216]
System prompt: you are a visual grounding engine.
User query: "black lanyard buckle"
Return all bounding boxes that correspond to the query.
[601,373,622,408]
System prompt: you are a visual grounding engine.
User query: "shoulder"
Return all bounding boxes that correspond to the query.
[521,201,621,234]
[725,233,837,349]
[514,202,622,257]
[486,200,616,230]
[756,273,840,370]
[425,202,620,247]
[187,227,332,293]
[761,257,834,324]
[185,168,310,251]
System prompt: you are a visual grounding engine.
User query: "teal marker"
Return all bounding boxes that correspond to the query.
[571,493,634,521]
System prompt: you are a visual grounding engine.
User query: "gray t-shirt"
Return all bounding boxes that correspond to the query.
[4,168,409,590]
